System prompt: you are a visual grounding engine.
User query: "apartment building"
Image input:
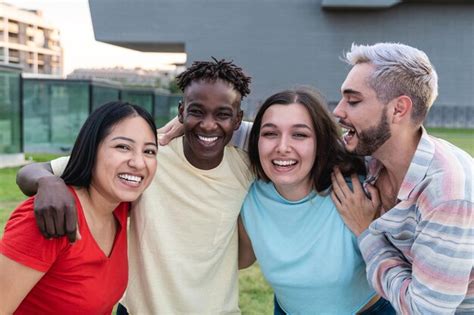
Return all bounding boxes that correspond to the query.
[0,2,63,75]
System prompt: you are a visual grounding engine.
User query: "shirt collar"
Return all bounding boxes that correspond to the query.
[397,126,435,200]
[363,127,435,201]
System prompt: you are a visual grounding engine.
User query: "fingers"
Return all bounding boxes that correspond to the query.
[65,203,78,243]
[156,124,172,135]
[43,209,56,238]
[54,208,65,236]
[366,184,381,208]
[158,134,171,146]
[330,190,343,212]
[332,167,353,197]
[157,117,184,146]
[34,210,48,239]
[331,172,346,202]
[350,173,364,195]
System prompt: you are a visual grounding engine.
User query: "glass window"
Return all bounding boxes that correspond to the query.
[91,85,120,111]
[23,80,89,152]
[154,93,181,128]
[121,90,154,114]
[0,67,21,153]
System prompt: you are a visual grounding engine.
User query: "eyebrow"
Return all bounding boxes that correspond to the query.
[187,102,234,110]
[261,123,312,130]
[111,136,158,147]
[342,88,363,96]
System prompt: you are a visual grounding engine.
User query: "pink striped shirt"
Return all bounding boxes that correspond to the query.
[359,128,474,314]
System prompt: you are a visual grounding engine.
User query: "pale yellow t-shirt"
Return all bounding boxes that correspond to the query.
[52,136,253,314]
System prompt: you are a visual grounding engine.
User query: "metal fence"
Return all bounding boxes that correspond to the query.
[0,71,472,154]
[21,78,181,153]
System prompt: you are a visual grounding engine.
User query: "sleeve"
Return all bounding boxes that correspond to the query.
[0,197,67,272]
[230,121,253,152]
[358,200,474,314]
[51,156,70,176]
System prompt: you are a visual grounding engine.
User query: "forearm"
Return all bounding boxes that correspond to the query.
[359,201,473,314]
[238,217,256,269]
[16,162,55,196]
[359,232,415,313]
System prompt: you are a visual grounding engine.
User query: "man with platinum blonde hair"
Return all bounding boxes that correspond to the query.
[331,42,473,314]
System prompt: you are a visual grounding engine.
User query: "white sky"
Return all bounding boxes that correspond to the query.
[3,0,186,75]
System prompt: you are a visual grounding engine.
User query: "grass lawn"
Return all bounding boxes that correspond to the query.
[0,166,25,233]
[0,129,471,313]
[427,128,474,156]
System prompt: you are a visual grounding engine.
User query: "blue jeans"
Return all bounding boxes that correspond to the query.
[273,295,395,315]
[116,303,129,315]
[273,296,286,315]
[359,297,396,315]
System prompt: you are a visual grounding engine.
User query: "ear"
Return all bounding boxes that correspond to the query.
[391,95,412,124]
[234,109,244,130]
[178,100,184,124]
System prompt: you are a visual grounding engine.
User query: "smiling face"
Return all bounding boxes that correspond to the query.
[90,115,158,204]
[258,103,317,201]
[333,63,392,156]
[178,79,243,170]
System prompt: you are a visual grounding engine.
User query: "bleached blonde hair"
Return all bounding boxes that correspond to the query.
[344,42,438,124]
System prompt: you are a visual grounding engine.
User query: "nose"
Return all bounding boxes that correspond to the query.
[333,99,346,120]
[128,152,146,169]
[200,115,217,131]
[276,134,291,154]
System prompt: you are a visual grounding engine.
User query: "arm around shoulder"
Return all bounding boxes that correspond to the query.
[238,216,256,269]
[16,158,78,243]
[16,162,55,196]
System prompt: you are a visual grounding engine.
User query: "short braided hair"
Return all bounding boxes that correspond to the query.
[176,57,251,98]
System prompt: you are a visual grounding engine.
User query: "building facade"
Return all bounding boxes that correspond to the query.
[0,2,63,76]
[67,67,177,89]
[88,0,473,126]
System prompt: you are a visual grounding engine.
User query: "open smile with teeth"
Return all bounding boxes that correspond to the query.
[339,123,356,144]
[118,173,143,183]
[273,160,297,167]
[198,135,219,143]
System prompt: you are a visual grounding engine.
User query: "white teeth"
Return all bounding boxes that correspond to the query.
[198,135,218,142]
[273,160,297,166]
[118,174,142,183]
[341,126,355,137]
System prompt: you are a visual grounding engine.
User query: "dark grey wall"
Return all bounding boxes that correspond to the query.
[89,0,474,123]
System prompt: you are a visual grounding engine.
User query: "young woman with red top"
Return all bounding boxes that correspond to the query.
[0,101,158,314]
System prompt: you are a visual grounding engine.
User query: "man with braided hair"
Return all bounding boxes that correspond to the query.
[16,58,253,314]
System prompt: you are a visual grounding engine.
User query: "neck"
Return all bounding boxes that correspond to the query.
[75,186,118,221]
[182,136,224,170]
[274,181,313,201]
[372,126,422,191]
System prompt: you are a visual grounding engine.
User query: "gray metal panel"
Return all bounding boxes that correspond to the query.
[321,0,401,9]
[89,0,474,112]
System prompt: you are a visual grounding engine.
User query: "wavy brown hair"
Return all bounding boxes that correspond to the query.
[248,87,365,193]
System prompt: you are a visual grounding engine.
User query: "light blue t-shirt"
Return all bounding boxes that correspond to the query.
[241,180,375,315]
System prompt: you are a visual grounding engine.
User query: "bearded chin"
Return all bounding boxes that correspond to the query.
[354,111,391,156]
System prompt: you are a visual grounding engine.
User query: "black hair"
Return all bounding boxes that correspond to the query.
[248,87,366,193]
[61,101,157,187]
[176,57,251,98]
